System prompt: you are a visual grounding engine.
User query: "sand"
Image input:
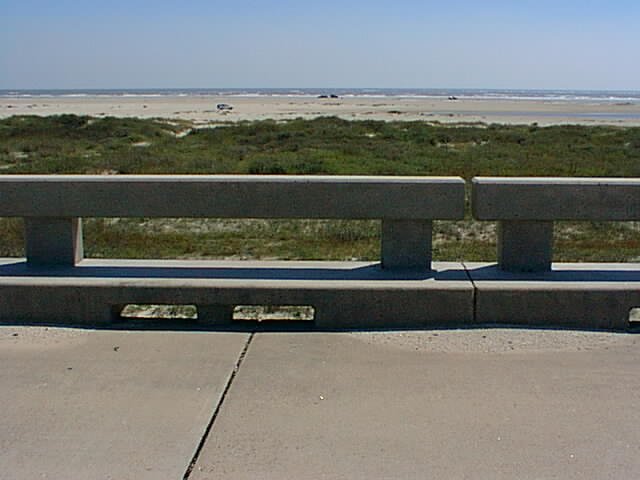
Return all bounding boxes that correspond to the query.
[350,328,639,354]
[2,325,637,355]
[2,95,640,125]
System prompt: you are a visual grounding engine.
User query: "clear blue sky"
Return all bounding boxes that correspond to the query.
[1,0,639,90]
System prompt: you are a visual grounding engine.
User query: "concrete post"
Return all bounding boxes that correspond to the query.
[497,220,553,272]
[197,304,235,326]
[381,219,432,270]
[110,304,126,322]
[24,217,84,267]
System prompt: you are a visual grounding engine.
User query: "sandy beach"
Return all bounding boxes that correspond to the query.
[2,95,640,126]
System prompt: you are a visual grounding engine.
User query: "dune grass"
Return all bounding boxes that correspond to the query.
[0,114,638,262]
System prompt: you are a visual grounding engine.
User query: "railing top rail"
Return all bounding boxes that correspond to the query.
[0,174,464,184]
[0,175,465,220]
[472,176,640,221]
[473,177,640,186]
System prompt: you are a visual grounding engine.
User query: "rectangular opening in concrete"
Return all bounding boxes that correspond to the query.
[233,305,315,322]
[0,218,25,257]
[120,304,197,320]
[82,218,379,261]
[629,307,640,325]
[554,221,639,262]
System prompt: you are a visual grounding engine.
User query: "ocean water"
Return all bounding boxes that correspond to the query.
[1,88,640,103]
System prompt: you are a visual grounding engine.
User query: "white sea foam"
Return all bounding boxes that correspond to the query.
[121,94,164,97]
[1,88,639,103]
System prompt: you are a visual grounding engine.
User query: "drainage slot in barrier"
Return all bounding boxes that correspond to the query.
[120,304,198,320]
[629,308,640,326]
[233,305,314,322]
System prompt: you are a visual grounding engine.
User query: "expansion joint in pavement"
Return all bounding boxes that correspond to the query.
[182,332,255,479]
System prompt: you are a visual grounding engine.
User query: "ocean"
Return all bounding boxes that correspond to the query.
[1,88,640,103]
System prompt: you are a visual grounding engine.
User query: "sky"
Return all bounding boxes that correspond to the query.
[1,0,639,90]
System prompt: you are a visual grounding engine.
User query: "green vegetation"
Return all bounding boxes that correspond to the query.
[1,114,638,262]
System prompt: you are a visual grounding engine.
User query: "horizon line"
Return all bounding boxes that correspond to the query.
[2,86,640,93]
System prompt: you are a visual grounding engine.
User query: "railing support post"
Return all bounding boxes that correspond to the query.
[197,304,234,326]
[381,219,432,270]
[497,220,553,272]
[24,217,84,267]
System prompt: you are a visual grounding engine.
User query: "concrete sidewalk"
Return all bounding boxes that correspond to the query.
[0,326,249,480]
[2,326,639,479]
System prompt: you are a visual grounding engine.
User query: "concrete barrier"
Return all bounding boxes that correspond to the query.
[470,177,640,330]
[2,175,637,330]
[0,175,465,269]
[0,175,471,327]
[466,262,640,331]
[472,177,640,272]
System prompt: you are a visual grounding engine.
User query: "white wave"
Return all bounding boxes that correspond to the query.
[2,88,639,103]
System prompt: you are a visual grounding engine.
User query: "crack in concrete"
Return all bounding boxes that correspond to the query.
[461,262,478,324]
[182,331,255,479]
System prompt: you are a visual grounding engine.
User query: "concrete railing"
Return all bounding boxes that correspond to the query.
[0,174,637,330]
[0,175,465,269]
[472,177,640,272]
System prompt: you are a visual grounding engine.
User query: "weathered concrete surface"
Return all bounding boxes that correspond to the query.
[4,175,464,269]
[497,220,554,272]
[192,331,640,480]
[0,175,466,220]
[3,259,637,330]
[0,259,474,329]
[472,177,640,272]
[381,219,432,269]
[0,327,249,480]
[468,262,640,330]
[24,217,84,266]
[472,177,640,221]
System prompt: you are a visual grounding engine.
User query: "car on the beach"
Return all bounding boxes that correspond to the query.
[217,103,233,111]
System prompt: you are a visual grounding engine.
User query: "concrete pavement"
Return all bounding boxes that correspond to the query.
[0,327,249,480]
[1,326,639,479]
[192,330,640,479]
